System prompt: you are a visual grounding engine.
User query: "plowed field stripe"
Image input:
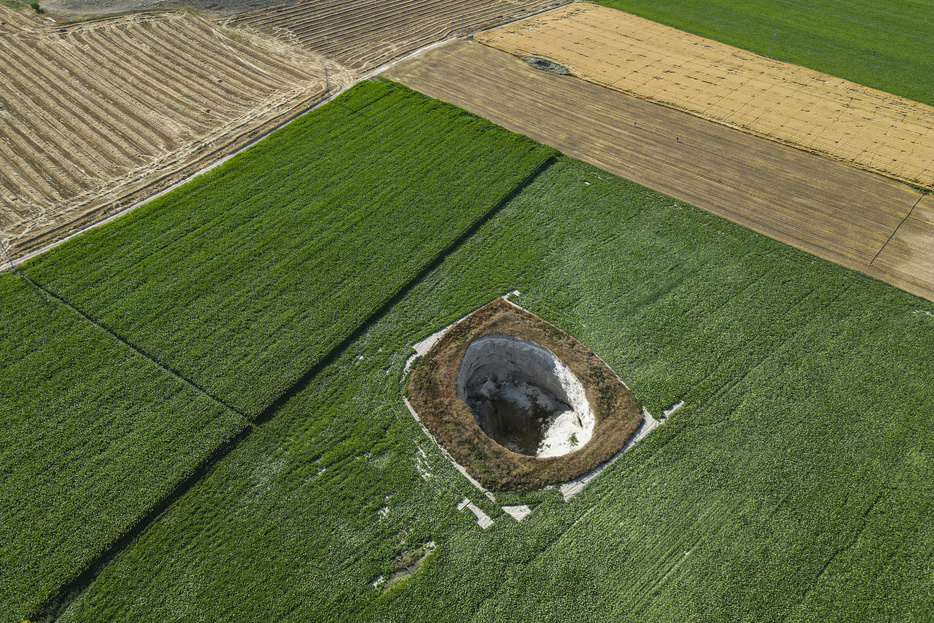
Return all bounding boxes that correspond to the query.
[476,4,934,190]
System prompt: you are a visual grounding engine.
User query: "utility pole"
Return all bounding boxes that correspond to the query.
[768,29,778,58]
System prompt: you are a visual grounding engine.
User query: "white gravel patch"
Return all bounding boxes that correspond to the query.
[501,504,532,521]
[560,407,661,501]
[457,497,494,529]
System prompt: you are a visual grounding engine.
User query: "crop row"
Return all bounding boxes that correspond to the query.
[0,275,247,620]
[56,155,934,621]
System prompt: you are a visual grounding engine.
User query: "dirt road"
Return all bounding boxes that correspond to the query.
[384,40,934,302]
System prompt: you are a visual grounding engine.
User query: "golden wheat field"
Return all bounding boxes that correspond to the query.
[475,4,934,191]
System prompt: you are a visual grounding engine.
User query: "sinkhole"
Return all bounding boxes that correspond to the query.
[406,297,642,490]
[456,335,594,457]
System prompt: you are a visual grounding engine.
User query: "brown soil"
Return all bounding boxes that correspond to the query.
[383,40,934,303]
[476,4,934,191]
[407,298,642,491]
[0,7,334,258]
[230,0,568,72]
[871,194,934,298]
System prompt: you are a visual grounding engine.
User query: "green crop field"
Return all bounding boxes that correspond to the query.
[0,274,247,619]
[34,142,934,621]
[3,80,554,621]
[595,0,934,107]
[23,79,554,418]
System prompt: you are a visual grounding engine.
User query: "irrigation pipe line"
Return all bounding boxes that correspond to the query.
[2,1,574,271]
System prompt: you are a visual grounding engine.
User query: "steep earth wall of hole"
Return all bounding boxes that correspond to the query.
[456,335,594,457]
[406,297,643,490]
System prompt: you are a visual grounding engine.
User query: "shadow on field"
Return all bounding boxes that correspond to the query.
[29,155,556,621]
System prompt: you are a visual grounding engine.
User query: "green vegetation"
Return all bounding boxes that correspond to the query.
[9,74,934,621]
[4,79,553,621]
[24,79,555,417]
[0,0,29,11]
[0,274,247,620]
[594,0,934,107]
[46,154,934,621]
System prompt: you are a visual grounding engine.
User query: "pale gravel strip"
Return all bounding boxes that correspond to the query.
[457,497,494,529]
[559,407,661,501]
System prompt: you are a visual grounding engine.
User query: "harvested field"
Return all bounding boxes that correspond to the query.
[0,8,334,257]
[872,195,934,299]
[41,0,293,18]
[230,0,567,71]
[383,40,934,302]
[475,4,934,190]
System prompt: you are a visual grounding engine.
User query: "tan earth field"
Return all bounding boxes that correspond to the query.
[475,4,934,191]
[0,8,335,257]
[231,0,568,71]
[384,40,934,302]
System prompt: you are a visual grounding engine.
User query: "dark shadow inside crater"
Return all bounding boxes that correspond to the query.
[466,371,571,455]
[456,334,593,457]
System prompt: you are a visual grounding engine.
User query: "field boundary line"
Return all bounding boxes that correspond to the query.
[8,268,253,421]
[250,154,557,424]
[30,153,557,621]
[4,87,331,270]
[869,193,926,266]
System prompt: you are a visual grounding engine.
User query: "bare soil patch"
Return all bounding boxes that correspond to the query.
[407,298,641,491]
[476,4,934,191]
[0,7,335,258]
[871,194,934,298]
[230,0,568,71]
[384,40,934,303]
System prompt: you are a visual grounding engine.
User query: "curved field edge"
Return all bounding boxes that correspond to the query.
[594,0,934,108]
[56,155,934,622]
[0,8,328,257]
